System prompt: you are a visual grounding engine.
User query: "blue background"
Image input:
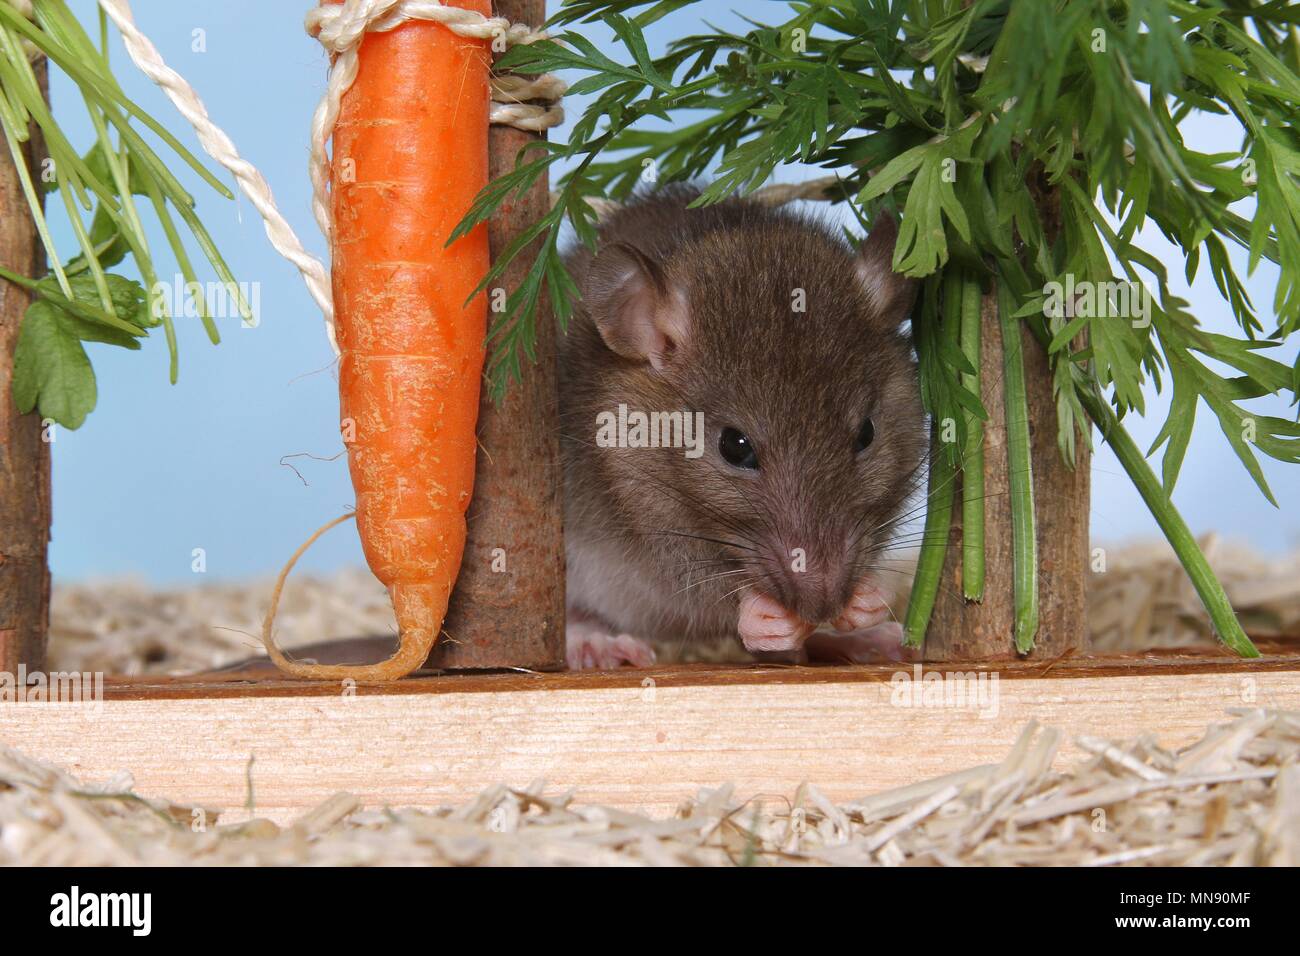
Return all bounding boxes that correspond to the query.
[41,1,1298,584]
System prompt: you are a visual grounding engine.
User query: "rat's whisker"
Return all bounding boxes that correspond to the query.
[670,567,751,598]
[646,529,758,552]
[707,578,758,611]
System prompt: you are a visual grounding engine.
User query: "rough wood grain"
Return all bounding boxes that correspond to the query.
[431,0,565,670]
[3,663,1294,824]
[1024,316,1091,655]
[0,59,50,678]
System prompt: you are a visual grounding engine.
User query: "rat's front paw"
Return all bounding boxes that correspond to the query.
[565,619,657,670]
[738,591,816,653]
[831,576,894,632]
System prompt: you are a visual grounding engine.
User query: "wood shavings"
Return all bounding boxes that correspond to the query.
[1088,536,1300,652]
[48,568,395,675]
[2,709,1297,866]
[1076,736,1168,781]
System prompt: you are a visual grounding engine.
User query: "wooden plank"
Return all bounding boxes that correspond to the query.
[3,663,1297,824]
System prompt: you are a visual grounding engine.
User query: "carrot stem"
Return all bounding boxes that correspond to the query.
[998,282,1039,654]
[903,424,956,649]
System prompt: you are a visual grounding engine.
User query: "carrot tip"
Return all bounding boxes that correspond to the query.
[260,514,445,682]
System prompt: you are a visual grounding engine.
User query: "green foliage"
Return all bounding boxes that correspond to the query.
[465,0,1300,477]
[11,273,152,430]
[461,0,1300,654]
[0,1,242,429]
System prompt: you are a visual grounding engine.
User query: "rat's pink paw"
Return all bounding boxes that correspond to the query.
[738,591,816,653]
[805,622,915,664]
[565,620,657,670]
[831,577,894,632]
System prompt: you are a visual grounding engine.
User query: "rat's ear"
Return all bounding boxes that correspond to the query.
[583,241,688,371]
[854,213,917,326]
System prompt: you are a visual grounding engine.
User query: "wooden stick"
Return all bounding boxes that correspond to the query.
[927,176,1089,661]
[928,302,1091,659]
[0,58,50,678]
[431,0,565,670]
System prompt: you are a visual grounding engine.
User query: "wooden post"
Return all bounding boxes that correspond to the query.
[926,173,1090,661]
[0,59,51,678]
[429,0,565,670]
[925,299,1091,660]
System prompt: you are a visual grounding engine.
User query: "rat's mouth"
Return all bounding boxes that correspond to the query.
[736,578,892,653]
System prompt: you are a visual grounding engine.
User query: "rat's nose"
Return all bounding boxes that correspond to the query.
[777,556,852,625]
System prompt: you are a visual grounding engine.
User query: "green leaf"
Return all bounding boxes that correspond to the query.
[858,141,927,202]
[81,140,149,197]
[11,268,155,429]
[37,272,155,333]
[13,301,98,430]
[1147,351,1198,492]
[62,143,153,272]
[891,133,978,277]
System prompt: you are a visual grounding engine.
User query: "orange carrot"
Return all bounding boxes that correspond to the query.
[262,2,490,680]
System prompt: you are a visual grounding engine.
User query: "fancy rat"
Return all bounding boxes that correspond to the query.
[560,184,926,669]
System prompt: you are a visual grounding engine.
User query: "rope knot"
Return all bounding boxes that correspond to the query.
[305,0,566,295]
[304,2,565,133]
[306,1,554,55]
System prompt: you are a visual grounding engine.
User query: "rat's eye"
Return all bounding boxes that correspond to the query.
[719,427,759,469]
[854,416,875,453]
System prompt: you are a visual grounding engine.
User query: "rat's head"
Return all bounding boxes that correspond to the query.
[580,207,926,651]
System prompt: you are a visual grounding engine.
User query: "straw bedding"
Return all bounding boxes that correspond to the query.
[2,708,1295,865]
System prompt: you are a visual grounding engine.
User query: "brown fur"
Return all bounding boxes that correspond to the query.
[560,185,926,650]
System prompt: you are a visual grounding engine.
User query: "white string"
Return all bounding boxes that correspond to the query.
[304,0,562,254]
[96,0,565,356]
[98,0,339,351]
